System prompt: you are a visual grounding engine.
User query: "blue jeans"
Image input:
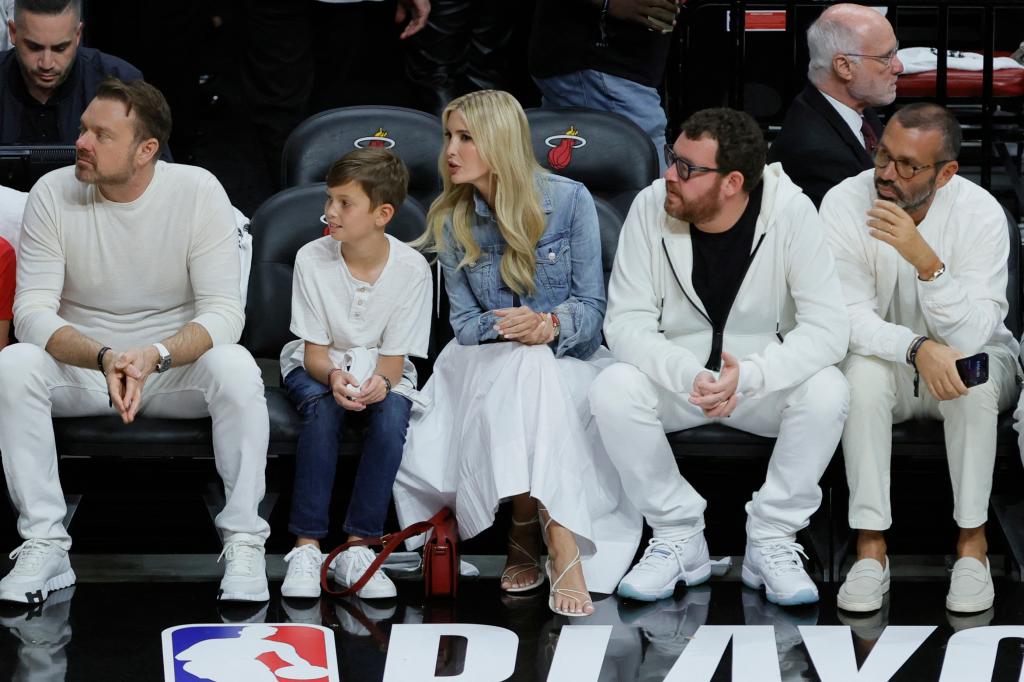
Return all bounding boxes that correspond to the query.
[283,367,412,539]
[533,69,668,173]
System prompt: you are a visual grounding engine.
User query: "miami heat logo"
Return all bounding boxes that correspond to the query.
[353,128,397,149]
[544,126,587,170]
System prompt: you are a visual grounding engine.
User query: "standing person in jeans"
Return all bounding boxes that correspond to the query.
[395,89,641,618]
[529,0,681,170]
[279,148,432,600]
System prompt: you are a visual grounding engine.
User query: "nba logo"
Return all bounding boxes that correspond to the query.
[162,623,341,681]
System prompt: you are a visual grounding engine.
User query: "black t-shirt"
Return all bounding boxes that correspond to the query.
[528,0,672,88]
[690,182,764,330]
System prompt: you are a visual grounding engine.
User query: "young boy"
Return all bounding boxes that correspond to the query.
[0,236,13,349]
[279,148,432,599]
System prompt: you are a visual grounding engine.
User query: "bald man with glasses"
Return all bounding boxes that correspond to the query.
[821,103,1020,614]
[769,4,904,208]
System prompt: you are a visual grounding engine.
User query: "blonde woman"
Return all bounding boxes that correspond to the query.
[393,90,640,617]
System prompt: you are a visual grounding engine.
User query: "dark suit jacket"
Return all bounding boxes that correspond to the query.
[767,85,882,208]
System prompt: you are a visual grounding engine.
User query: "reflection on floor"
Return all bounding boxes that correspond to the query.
[2,561,1024,681]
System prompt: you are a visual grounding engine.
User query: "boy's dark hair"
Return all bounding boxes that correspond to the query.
[94,78,172,159]
[326,148,409,210]
[892,102,962,161]
[14,0,81,19]
[680,108,767,193]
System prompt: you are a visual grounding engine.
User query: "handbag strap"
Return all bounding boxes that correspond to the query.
[321,508,453,597]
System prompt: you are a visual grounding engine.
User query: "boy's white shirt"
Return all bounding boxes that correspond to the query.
[280,233,433,407]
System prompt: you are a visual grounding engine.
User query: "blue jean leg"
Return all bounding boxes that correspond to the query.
[342,390,412,537]
[284,367,413,539]
[284,367,344,539]
[533,69,668,173]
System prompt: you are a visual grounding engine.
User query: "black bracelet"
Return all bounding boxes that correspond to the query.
[908,336,928,398]
[907,335,928,368]
[377,374,392,394]
[97,346,111,374]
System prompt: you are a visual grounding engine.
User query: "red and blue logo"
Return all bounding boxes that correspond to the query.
[161,623,340,681]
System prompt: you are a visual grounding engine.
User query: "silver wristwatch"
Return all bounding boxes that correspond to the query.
[153,342,172,373]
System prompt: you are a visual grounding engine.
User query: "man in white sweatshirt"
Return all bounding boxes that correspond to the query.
[821,103,1019,614]
[0,78,271,604]
[590,108,850,605]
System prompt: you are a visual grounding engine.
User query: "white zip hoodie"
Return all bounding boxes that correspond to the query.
[604,163,850,399]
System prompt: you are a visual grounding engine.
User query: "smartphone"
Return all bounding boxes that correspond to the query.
[955,352,989,388]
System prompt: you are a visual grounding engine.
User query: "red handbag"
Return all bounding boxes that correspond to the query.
[321,507,459,599]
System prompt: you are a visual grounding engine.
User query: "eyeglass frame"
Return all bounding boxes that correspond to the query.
[664,145,728,181]
[873,147,954,180]
[844,42,900,68]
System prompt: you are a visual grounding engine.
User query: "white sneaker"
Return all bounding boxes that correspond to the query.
[0,540,76,604]
[837,557,890,612]
[217,533,269,602]
[946,557,994,613]
[617,535,712,602]
[333,546,396,599]
[741,541,819,606]
[281,544,324,599]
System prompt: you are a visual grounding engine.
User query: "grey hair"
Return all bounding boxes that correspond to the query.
[806,13,863,85]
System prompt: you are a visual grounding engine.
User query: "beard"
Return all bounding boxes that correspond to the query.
[664,181,724,225]
[874,173,937,214]
[74,152,134,186]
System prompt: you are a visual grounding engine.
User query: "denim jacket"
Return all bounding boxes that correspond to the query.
[439,173,605,360]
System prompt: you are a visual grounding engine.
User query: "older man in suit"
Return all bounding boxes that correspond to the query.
[768,4,904,207]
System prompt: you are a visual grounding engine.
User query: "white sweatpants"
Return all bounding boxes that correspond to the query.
[589,363,848,545]
[0,343,271,550]
[842,349,1019,531]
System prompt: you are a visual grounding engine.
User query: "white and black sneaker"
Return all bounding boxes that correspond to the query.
[0,540,76,604]
[217,533,269,602]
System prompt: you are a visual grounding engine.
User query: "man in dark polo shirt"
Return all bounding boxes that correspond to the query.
[0,0,142,146]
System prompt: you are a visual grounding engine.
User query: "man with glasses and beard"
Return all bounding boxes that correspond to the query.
[769,4,903,208]
[821,103,1019,615]
[590,108,849,606]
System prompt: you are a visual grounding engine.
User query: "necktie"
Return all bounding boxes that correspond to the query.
[861,117,879,156]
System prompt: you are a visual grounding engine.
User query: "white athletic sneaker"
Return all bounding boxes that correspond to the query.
[617,535,712,602]
[281,544,324,599]
[0,539,76,604]
[217,533,270,602]
[837,557,890,612]
[741,541,819,606]
[333,546,396,599]
[946,557,994,613]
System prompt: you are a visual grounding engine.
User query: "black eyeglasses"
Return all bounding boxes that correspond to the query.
[845,42,900,69]
[874,148,953,180]
[664,145,726,181]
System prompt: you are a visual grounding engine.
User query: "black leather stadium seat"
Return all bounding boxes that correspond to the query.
[281,106,443,209]
[594,196,621,292]
[525,107,660,219]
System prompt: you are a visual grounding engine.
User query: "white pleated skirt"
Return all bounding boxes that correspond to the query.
[392,340,642,594]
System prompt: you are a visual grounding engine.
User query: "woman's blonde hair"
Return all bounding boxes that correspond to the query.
[414,89,546,296]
